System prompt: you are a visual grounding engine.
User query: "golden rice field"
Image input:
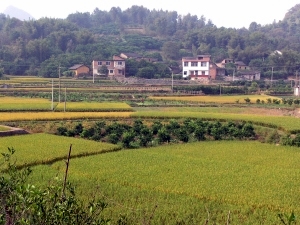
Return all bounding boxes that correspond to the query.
[0,133,120,167]
[55,101,133,112]
[27,141,300,224]
[0,111,133,122]
[0,96,54,110]
[149,94,281,104]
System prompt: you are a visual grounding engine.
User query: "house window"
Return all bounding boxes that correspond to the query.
[97,61,102,66]
[202,71,205,75]
[106,62,111,66]
[118,70,122,74]
[184,62,188,67]
[201,62,207,67]
[191,62,198,67]
[183,71,187,75]
[109,70,113,74]
[195,71,198,75]
[117,61,123,65]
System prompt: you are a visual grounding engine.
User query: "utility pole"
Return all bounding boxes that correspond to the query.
[171,71,174,93]
[58,64,61,103]
[64,87,67,112]
[51,79,54,110]
[271,67,273,88]
[219,84,222,96]
[296,70,298,87]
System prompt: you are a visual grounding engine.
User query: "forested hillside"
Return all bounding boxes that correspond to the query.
[1,4,300,79]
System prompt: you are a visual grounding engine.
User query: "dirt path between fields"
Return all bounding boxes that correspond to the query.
[0,126,29,137]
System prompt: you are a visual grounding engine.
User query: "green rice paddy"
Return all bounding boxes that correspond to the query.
[24,141,300,224]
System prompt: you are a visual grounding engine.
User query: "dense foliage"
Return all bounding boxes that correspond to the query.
[2,4,300,78]
[56,118,256,148]
[0,147,110,225]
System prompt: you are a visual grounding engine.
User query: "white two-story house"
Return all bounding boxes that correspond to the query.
[182,55,211,81]
[92,55,125,78]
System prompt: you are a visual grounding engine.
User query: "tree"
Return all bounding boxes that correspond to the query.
[0,67,3,78]
[162,41,180,60]
[139,127,153,147]
[121,131,135,148]
[98,65,109,76]
[194,125,206,141]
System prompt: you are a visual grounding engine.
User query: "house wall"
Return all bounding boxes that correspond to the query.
[182,56,210,79]
[75,66,89,76]
[92,60,125,76]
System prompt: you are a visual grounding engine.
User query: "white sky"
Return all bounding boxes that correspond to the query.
[0,0,299,28]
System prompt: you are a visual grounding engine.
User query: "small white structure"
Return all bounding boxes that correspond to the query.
[182,55,211,80]
[294,86,300,96]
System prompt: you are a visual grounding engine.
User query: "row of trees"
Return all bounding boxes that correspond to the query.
[56,119,256,148]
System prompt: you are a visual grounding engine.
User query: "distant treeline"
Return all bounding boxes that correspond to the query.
[1,4,300,78]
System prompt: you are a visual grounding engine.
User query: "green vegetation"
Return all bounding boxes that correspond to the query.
[22,141,300,224]
[1,4,300,82]
[0,133,121,167]
[0,148,110,225]
[131,111,300,133]
[0,96,54,111]
[0,125,10,131]
[55,119,255,147]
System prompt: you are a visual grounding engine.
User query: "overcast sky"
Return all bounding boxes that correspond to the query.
[0,0,299,28]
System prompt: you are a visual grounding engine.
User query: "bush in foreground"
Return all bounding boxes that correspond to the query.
[0,148,110,225]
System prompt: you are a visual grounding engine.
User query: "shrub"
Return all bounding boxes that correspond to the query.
[0,148,110,225]
[244,97,251,103]
[158,127,171,143]
[56,126,68,136]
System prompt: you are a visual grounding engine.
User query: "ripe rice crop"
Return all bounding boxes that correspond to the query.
[0,112,133,122]
[55,102,133,112]
[0,133,120,167]
[132,111,300,132]
[149,94,281,104]
[0,96,54,111]
[29,141,300,224]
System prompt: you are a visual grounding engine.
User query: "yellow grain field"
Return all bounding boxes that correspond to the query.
[149,94,281,104]
[0,111,133,122]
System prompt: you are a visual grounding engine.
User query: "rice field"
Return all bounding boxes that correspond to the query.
[0,133,120,167]
[0,111,133,122]
[55,102,133,112]
[149,94,281,104]
[0,96,54,111]
[27,141,300,224]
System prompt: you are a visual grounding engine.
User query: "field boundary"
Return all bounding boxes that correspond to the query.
[0,125,29,137]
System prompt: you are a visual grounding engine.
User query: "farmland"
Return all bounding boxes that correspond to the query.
[12,141,300,224]
[1,81,300,224]
[0,133,121,167]
[149,94,282,104]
